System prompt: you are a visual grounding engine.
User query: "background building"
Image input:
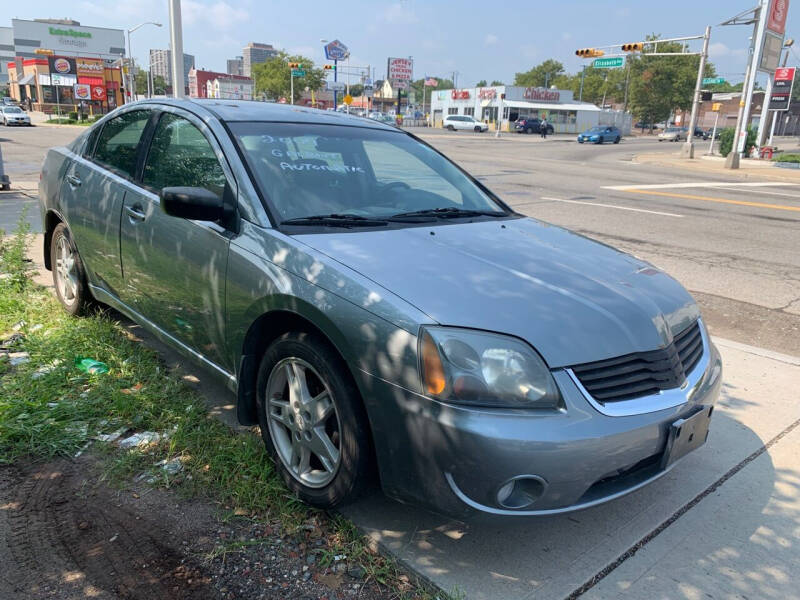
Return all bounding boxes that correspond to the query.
[188,68,252,99]
[242,42,277,77]
[149,49,195,91]
[2,18,125,87]
[226,56,243,76]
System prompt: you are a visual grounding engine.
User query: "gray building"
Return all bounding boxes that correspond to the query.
[1,18,125,87]
[242,42,277,77]
[149,49,195,90]
[226,56,243,76]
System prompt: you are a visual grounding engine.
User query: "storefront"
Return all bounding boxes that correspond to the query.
[7,55,123,115]
[430,85,603,134]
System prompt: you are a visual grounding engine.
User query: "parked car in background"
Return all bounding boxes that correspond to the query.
[693,127,709,140]
[658,127,688,142]
[443,114,489,132]
[2,97,20,106]
[1,105,31,126]
[39,99,721,518]
[514,117,554,135]
[577,125,621,144]
[369,112,395,125]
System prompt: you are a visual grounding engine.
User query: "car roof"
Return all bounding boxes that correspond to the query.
[128,98,397,131]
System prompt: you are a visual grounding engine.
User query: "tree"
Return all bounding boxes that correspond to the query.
[135,72,167,95]
[476,79,488,87]
[490,80,504,86]
[252,51,326,102]
[349,83,364,97]
[514,59,565,87]
[627,35,717,124]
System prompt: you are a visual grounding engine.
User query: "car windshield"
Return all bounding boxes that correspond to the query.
[230,122,506,225]
[665,127,681,132]
[587,127,604,133]
[4,107,23,114]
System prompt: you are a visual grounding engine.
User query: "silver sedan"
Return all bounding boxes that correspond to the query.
[39,99,721,517]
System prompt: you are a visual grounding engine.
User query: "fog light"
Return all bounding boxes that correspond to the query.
[496,476,547,509]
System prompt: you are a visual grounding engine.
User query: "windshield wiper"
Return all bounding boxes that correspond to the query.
[388,207,508,220]
[281,213,389,228]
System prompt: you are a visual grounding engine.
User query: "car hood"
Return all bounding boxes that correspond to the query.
[296,218,699,368]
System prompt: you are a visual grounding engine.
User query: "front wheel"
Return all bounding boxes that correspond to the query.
[474,126,482,132]
[614,136,620,144]
[50,223,92,316]
[596,136,604,144]
[256,332,372,508]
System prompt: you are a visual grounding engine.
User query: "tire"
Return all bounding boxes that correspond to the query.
[50,223,92,316]
[447,125,455,131]
[256,331,372,508]
[474,126,481,132]
[658,139,663,142]
[525,128,533,134]
[596,136,604,144]
[614,136,620,144]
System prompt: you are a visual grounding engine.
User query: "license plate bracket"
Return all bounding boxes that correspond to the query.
[661,406,714,470]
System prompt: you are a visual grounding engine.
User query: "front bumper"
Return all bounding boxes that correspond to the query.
[357,335,722,519]
[5,119,30,125]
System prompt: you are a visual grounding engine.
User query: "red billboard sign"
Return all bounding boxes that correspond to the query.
[523,87,560,102]
[451,89,471,100]
[91,85,107,101]
[767,0,790,35]
[769,66,795,110]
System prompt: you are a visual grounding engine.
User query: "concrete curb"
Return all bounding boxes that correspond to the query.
[633,152,800,182]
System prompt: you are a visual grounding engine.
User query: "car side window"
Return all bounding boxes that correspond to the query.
[92,110,151,178]
[142,113,227,197]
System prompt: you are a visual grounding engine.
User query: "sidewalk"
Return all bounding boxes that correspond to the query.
[634,151,800,182]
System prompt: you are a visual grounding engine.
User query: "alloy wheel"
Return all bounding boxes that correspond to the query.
[266,357,342,488]
[55,235,78,307]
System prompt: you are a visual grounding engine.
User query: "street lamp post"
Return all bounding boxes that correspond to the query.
[126,21,162,101]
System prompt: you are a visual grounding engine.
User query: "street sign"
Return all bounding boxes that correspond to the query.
[702,77,726,85]
[327,81,345,91]
[324,40,349,61]
[592,57,624,69]
[291,69,305,77]
[769,66,796,110]
[363,84,374,98]
[343,94,353,105]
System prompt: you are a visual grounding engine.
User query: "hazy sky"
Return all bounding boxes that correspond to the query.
[9,0,800,88]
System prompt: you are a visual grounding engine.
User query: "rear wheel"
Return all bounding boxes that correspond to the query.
[256,332,372,508]
[447,124,455,131]
[614,136,620,144]
[50,223,91,316]
[474,126,482,132]
[525,128,533,134]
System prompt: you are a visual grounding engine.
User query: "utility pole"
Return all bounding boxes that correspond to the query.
[724,1,764,168]
[682,25,712,158]
[579,65,586,102]
[168,0,185,98]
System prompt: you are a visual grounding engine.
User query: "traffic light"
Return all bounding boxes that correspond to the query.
[621,42,643,52]
[575,48,605,58]
[323,64,335,70]
[288,62,303,69]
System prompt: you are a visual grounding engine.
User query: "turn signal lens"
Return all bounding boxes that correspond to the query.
[421,331,446,395]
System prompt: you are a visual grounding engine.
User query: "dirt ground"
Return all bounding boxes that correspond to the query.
[0,455,393,600]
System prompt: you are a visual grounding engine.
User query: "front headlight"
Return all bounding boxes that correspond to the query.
[419,327,562,408]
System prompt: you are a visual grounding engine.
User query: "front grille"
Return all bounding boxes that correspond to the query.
[571,321,703,404]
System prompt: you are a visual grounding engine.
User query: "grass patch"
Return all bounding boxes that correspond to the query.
[772,153,800,163]
[0,217,453,600]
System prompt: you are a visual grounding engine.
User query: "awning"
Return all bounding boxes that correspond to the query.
[17,73,35,85]
[502,100,601,112]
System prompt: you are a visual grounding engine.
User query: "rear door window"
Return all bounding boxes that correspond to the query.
[92,110,151,179]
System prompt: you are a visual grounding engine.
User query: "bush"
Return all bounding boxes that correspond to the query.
[67,111,78,121]
[772,153,800,163]
[718,126,757,157]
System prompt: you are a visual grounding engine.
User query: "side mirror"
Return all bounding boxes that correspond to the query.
[161,186,224,221]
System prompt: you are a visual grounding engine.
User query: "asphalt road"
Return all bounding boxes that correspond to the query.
[413,128,800,357]
[3,121,800,600]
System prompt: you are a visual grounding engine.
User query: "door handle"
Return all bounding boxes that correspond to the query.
[125,204,147,222]
[66,174,81,187]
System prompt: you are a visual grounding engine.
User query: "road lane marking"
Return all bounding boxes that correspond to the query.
[603,182,800,190]
[711,186,800,199]
[539,196,684,217]
[619,188,800,212]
